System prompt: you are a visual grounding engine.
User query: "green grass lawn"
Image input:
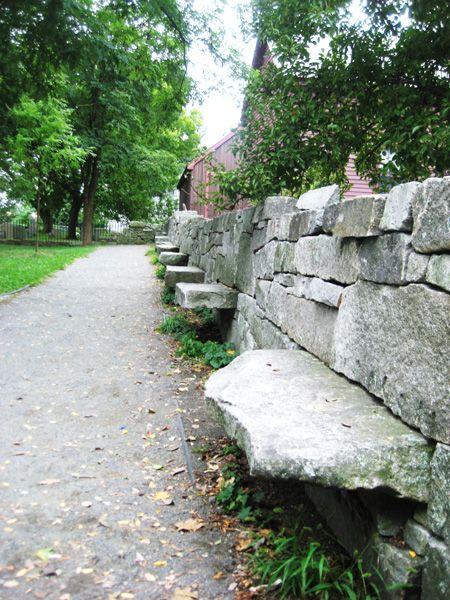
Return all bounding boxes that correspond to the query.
[0,245,94,294]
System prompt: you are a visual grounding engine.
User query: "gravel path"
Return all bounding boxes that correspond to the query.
[0,245,234,600]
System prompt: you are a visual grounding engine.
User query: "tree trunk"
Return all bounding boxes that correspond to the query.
[82,153,100,246]
[41,208,53,234]
[68,190,82,239]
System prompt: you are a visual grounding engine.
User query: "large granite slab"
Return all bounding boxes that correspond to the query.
[175,283,238,309]
[205,350,432,501]
[164,266,204,289]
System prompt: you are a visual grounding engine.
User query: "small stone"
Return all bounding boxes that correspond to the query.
[380,181,421,232]
[296,184,340,210]
[323,194,386,237]
[359,233,429,284]
[295,235,360,284]
[411,177,450,253]
[428,444,450,542]
[426,254,450,292]
[291,276,344,308]
[421,537,450,600]
[404,520,432,555]
[373,537,422,595]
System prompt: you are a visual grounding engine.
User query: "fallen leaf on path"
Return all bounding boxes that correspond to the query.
[153,560,167,567]
[152,491,172,502]
[175,518,205,532]
[35,548,57,562]
[213,571,225,580]
[38,479,60,486]
[3,580,19,588]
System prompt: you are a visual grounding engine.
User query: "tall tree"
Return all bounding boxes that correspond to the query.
[216,0,449,204]
[0,0,218,241]
[7,95,87,249]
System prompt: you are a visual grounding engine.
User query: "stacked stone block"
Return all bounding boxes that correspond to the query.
[167,177,450,598]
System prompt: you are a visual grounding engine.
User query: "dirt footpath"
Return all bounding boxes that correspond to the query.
[0,245,235,600]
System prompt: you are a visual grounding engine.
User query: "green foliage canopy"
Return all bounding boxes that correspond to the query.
[216,0,450,204]
[0,0,210,239]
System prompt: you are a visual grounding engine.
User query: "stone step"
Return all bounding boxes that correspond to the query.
[175,283,238,309]
[164,266,205,289]
[205,349,432,502]
[155,235,170,244]
[159,252,188,266]
[156,243,179,255]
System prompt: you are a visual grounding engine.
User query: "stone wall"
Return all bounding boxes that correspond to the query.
[168,178,449,598]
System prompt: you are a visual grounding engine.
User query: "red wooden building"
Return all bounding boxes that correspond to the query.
[177,41,372,216]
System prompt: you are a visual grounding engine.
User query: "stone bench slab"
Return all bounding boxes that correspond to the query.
[175,283,238,309]
[156,243,179,255]
[205,349,431,502]
[159,252,188,266]
[165,266,205,289]
[155,235,170,244]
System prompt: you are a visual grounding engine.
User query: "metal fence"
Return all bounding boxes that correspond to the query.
[0,217,127,245]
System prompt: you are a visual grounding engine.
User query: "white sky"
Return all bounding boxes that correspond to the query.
[188,0,405,148]
[187,0,254,147]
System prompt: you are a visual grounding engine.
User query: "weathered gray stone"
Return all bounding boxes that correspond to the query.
[279,210,324,241]
[273,273,295,287]
[296,184,340,211]
[380,182,421,232]
[295,235,360,284]
[253,241,277,280]
[323,194,386,237]
[421,537,450,600]
[205,350,431,500]
[292,275,344,307]
[334,281,450,444]
[274,241,296,273]
[155,235,171,244]
[426,254,450,292]
[412,177,450,253]
[255,279,271,311]
[404,520,433,555]
[264,282,288,328]
[158,252,188,266]
[233,294,297,351]
[413,506,428,528]
[255,196,297,222]
[284,294,337,364]
[428,444,450,542]
[175,283,238,309]
[251,225,268,251]
[359,233,429,284]
[373,537,422,598]
[235,232,255,296]
[156,243,179,255]
[164,266,204,289]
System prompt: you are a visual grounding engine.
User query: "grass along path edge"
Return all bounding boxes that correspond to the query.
[0,245,95,294]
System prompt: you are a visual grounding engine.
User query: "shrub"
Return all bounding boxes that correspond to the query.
[155,263,166,279]
[161,287,176,305]
[158,314,193,337]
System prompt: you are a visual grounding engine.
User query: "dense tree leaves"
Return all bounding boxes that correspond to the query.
[215,0,449,204]
[0,0,206,242]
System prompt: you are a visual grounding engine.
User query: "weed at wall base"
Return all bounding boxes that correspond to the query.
[155,263,166,279]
